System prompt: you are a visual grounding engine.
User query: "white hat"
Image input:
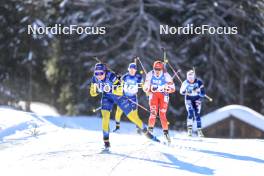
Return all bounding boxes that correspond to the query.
[187,70,195,81]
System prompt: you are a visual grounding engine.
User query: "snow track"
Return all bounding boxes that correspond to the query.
[0,107,264,176]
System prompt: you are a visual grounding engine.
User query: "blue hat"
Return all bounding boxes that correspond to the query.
[128,63,137,70]
[94,63,106,72]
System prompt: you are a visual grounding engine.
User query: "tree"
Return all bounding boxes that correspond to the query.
[1,0,263,123]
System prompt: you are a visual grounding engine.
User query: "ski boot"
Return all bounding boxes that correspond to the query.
[187,127,192,137]
[102,141,111,153]
[163,130,171,144]
[197,128,204,137]
[113,122,120,132]
[148,126,153,133]
[143,127,160,142]
[136,126,142,135]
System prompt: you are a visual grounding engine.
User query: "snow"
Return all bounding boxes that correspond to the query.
[18,101,60,116]
[0,107,264,176]
[202,105,264,131]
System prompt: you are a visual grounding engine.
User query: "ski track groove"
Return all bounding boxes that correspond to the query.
[108,141,151,176]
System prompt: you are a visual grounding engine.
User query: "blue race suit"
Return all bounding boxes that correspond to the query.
[180,78,205,129]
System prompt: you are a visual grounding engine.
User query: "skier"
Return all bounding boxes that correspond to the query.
[180,70,205,137]
[143,60,175,143]
[90,63,159,150]
[113,63,143,133]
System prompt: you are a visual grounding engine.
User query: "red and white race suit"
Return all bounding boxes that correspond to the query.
[143,70,175,130]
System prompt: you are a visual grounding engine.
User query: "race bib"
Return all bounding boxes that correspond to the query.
[164,95,169,103]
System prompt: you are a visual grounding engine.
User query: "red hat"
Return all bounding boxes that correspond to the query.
[153,60,164,70]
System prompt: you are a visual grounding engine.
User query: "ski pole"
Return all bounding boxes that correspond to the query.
[126,97,149,113]
[162,47,169,74]
[92,106,101,112]
[125,96,164,120]
[93,56,101,63]
[167,62,183,84]
[126,97,170,124]
[93,56,115,73]
[135,57,148,75]
[192,66,213,102]
[161,48,183,84]
[171,69,182,80]
[205,95,213,102]
[133,57,143,75]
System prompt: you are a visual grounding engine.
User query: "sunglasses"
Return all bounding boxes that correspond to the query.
[154,68,162,71]
[94,71,105,76]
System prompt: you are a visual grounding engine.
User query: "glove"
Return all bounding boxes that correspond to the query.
[151,86,158,92]
[165,83,175,94]
[186,89,192,94]
[90,83,99,97]
[165,88,173,93]
[199,93,205,98]
[113,85,123,96]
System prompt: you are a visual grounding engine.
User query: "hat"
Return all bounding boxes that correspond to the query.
[128,63,137,70]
